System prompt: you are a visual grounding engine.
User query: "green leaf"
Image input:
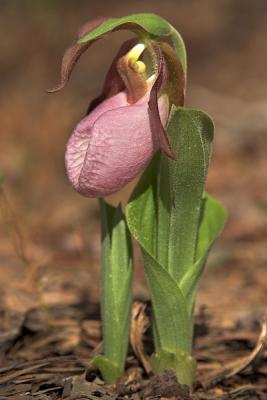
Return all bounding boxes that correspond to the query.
[126,106,214,319]
[99,200,133,383]
[196,193,227,262]
[166,109,213,282]
[180,193,227,313]
[138,109,213,282]
[126,153,193,354]
[142,251,192,353]
[79,13,172,43]
[128,108,214,283]
[126,107,217,386]
[126,153,159,256]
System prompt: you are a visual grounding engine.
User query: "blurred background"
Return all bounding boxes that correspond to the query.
[0,0,267,325]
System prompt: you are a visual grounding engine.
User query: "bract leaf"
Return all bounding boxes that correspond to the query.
[78,13,187,77]
[79,13,172,43]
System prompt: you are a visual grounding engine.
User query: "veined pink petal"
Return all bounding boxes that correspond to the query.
[65,90,169,197]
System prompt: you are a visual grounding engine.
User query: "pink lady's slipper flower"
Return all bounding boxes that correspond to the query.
[48,18,185,197]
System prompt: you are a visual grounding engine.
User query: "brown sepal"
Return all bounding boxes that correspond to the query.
[47,17,109,93]
[47,17,152,94]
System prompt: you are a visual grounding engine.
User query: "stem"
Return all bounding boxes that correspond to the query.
[92,200,133,384]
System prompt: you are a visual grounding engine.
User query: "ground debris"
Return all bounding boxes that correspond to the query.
[142,369,192,399]
[69,374,116,399]
[223,384,267,399]
[200,319,267,388]
[0,303,266,399]
[130,302,151,375]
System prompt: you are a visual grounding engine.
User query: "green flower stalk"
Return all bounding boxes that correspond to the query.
[49,13,226,386]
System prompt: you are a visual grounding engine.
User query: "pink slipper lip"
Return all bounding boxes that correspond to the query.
[65,88,169,197]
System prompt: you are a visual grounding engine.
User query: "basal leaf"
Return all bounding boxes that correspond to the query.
[142,251,192,353]
[125,153,159,256]
[196,193,227,261]
[147,108,213,281]
[166,108,213,282]
[180,193,227,313]
[126,157,192,354]
[126,107,224,386]
[127,108,214,283]
[126,108,214,353]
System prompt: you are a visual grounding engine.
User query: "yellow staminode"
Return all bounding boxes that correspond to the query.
[127,43,146,74]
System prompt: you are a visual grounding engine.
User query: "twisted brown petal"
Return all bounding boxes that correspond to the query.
[148,43,176,160]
